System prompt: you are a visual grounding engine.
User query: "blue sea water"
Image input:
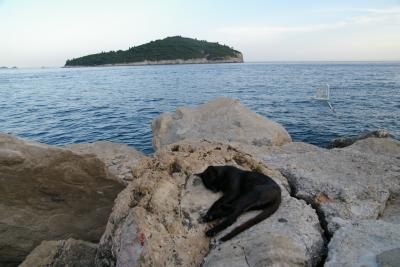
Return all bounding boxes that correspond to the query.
[0,62,399,154]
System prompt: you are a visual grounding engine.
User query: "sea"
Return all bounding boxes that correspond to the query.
[0,62,399,154]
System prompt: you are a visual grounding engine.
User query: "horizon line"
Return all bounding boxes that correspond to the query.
[2,60,400,69]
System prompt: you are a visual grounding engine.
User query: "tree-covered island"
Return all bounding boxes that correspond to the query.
[65,36,243,67]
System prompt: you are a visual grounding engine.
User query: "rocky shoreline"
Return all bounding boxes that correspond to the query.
[64,55,244,68]
[1,97,399,266]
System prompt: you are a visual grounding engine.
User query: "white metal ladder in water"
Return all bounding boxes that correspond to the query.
[312,83,335,113]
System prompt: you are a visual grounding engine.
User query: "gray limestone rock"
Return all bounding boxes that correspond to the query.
[152,97,291,151]
[376,248,400,267]
[95,140,324,267]
[0,133,123,266]
[325,220,400,267]
[203,189,325,267]
[20,238,97,267]
[235,138,400,234]
[66,141,145,185]
[380,197,400,224]
[328,129,392,149]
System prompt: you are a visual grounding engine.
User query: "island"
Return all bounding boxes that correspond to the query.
[65,36,243,67]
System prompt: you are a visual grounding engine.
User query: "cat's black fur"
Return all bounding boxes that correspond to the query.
[197,165,281,241]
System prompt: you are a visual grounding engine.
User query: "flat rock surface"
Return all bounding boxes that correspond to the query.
[0,134,124,266]
[235,138,400,234]
[152,97,291,151]
[96,139,324,267]
[20,238,97,267]
[66,141,145,185]
[325,220,400,267]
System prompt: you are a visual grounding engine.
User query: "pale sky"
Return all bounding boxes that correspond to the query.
[1,0,400,68]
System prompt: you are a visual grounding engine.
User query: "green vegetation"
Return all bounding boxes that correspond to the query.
[65,36,242,66]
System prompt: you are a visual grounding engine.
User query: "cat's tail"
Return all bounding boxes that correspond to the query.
[220,197,281,242]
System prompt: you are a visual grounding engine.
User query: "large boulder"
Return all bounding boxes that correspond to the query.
[20,238,97,267]
[0,134,124,266]
[95,139,324,267]
[66,141,145,185]
[325,220,400,267]
[242,138,400,235]
[152,97,291,151]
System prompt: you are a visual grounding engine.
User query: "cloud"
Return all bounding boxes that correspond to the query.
[318,6,400,15]
[218,23,347,38]
[216,6,400,41]
[211,5,400,61]
[216,23,348,44]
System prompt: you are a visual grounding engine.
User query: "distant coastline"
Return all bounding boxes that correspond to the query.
[64,56,243,68]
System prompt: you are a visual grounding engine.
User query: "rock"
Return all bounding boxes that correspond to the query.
[380,197,400,224]
[66,141,145,185]
[203,190,325,267]
[20,238,97,267]
[376,248,400,267]
[0,133,124,266]
[244,138,400,235]
[152,97,291,151]
[328,129,391,149]
[325,220,400,267]
[95,139,324,267]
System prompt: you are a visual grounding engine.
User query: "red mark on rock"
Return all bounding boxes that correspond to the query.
[138,230,146,246]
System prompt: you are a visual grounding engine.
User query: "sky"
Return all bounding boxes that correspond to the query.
[1,0,400,67]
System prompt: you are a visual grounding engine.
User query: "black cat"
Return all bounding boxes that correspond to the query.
[197,165,281,241]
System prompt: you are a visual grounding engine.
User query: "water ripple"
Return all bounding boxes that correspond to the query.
[0,62,399,154]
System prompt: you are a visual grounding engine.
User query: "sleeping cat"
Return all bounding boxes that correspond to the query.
[197,165,281,241]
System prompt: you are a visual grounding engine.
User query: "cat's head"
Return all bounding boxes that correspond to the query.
[196,166,219,192]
